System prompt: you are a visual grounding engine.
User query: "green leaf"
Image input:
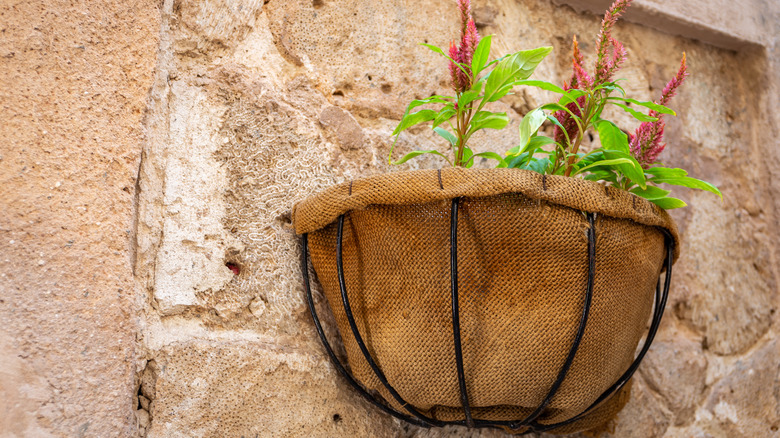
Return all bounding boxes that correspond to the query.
[650,196,687,209]
[595,119,629,153]
[458,90,482,109]
[433,127,457,146]
[514,108,547,156]
[398,95,451,116]
[513,80,565,94]
[650,176,723,198]
[506,143,550,166]
[607,97,676,115]
[420,42,446,56]
[542,102,581,125]
[461,147,474,168]
[389,109,439,163]
[644,167,688,178]
[594,121,647,189]
[595,82,626,96]
[630,185,671,200]
[507,152,531,168]
[602,149,647,189]
[471,35,492,77]
[507,135,556,157]
[421,43,470,78]
[583,169,618,184]
[432,105,456,128]
[577,150,605,166]
[483,46,553,104]
[544,113,571,145]
[471,151,508,168]
[541,102,566,112]
[610,102,659,122]
[559,88,586,109]
[391,109,437,136]
[573,158,634,175]
[481,53,511,75]
[469,111,509,133]
[393,95,452,133]
[528,135,556,148]
[526,157,551,174]
[390,149,451,166]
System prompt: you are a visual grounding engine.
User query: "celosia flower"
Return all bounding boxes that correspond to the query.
[630,54,688,167]
[461,20,480,65]
[457,0,472,33]
[449,41,467,92]
[553,84,586,147]
[448,0,480,93]
[554,0,631,147]
[570,35,593,90]
[554,36,589,147]
[594,0,631,84]
[596,37,627,84]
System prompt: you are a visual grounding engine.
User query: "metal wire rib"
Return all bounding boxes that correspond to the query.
[533,228,675,432]
[335,215,444,427]
[511,212,597,431]
[301,234,430,428]
[302,202,675,432]
[450,198,474,427]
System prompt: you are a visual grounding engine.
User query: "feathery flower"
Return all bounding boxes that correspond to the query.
[630,54,688,167]
[657,52,688,106]
[570,35,593,90]
[594,0,631,84]
[596,37,627,84]
[555,36,590,147]
[448,0,480,92]
[461,20,480,65]
[554,83,586,147]
[448,41,466,92]
[457,0,472,33]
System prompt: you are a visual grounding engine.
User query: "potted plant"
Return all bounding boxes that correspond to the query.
[294,0,720,434]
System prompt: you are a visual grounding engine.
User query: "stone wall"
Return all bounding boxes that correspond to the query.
[0,0,160,435]
[1,0,778,437]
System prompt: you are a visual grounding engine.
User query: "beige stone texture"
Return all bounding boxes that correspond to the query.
[0,0,160,436]
[1,0,779,437]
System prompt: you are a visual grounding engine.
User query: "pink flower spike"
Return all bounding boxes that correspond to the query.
[461,19,481,66]
[658,53,688,106]
[448,41,465,92]
[631,53,689,167]
[595,0,631,84]
[597,37,627,83]
[630,116,666,168]
[457,0,472,32]
[571,36,593,89]
[554,94,586,147]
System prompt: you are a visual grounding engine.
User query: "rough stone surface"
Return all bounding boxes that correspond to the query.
[601,376,673,438]
[2,0,779,437]
[639,332,708,426]
[701,339,780,436]
[0,0,160,436]
[145,338,401,437]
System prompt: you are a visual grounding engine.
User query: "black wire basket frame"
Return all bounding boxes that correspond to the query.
[301,197,674,434]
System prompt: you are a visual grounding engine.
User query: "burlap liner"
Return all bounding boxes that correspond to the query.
[295,168,679,434]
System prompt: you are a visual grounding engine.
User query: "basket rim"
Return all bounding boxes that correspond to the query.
[292,167,680,260]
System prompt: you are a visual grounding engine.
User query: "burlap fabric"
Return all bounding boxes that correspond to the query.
[294,168,679,434]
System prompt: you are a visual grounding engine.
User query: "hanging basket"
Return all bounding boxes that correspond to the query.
[293,168,679,435]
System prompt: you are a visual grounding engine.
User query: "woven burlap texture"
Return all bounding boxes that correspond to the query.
[295,168,679,434]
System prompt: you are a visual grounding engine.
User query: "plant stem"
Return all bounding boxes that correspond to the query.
[455,104,464,166]
[564,97,594,177]
[454,98,475,167]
